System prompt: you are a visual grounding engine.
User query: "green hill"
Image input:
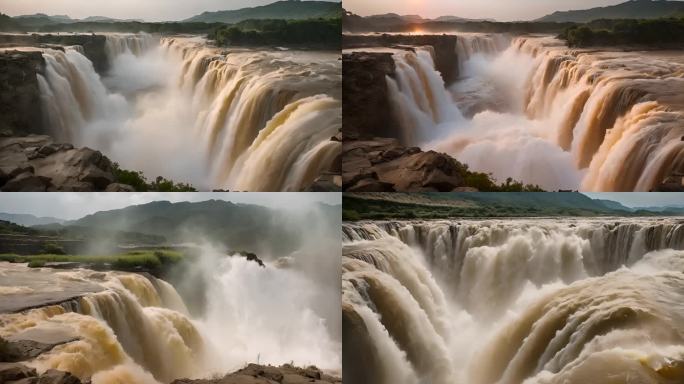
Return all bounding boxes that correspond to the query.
[185,0,342,23]
[67,200,339,257]
[537,0,684,23]
[342,192,675,220]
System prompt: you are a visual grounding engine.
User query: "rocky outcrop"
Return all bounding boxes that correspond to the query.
[0,34,108,73]
[343,34,459,84]
[1,335,78,363]
[342,52,399,141]
[0,363,83,384]
[653,172,684,192]
[0,135,133,191]
[0,51,45,136]
[343,138,471,192]
[172,364,340,384]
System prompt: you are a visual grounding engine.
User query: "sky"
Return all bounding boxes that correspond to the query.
[0,193,341,220]
[345,0,627,21]
[0,0,338,22]
[582,193,684,208]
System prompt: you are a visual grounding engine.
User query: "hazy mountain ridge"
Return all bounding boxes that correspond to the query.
[0,213,65,227]
[185,1,342,23]
[537,0,684,22]
[343,193,683,220]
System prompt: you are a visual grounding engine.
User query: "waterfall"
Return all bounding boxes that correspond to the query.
[104,33,158,63]
[35,35,341,191]
[386,34,684,191]
[0,248,341,383]
[0,270,205,384]
[342,219,684,384]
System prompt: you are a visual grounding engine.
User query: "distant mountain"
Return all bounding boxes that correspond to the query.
[11,13,144,27]
[81,16,144,23]
[367,13,425,22]
[15,13,72,22]
[65,200,338,257]
[593,199,633,212]
[343,192,684,220]
[185,1,342,23]
[537,0,684,23]
[0,212,65,227]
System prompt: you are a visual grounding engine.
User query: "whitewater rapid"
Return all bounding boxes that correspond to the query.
[36,33,341,191]
[342,218,684,384]
[385,34,684,191]
[0,250,341,383]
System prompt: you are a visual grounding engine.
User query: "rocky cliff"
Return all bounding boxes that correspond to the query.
[343,34,459,84]
[342,52,398,141]
[0,34,108,73]
[0,51,45,137]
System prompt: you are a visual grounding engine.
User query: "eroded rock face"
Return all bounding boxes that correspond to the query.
[171,364,341,384]
[0,51,45,136]
[0,135,130,191]
[342,52,398,141]
[343,138,469,192]
[0,34,108,73]
[343,34,459,84]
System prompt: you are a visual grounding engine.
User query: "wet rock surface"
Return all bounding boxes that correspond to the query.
[343,138,470,192]
[0,51,45,136]
[0,363,84,384]
[0,135,133,191]
[171,364,341,384]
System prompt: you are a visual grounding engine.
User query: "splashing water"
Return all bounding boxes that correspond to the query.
[342,218,684,384]
[36,34,341,191]
[385,34,684,191]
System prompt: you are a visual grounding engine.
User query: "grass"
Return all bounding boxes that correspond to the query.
[0,249,184,270]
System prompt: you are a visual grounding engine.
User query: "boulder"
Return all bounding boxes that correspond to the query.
[343,138,470,192]
[0,363,37,382]
[0,135,133,192]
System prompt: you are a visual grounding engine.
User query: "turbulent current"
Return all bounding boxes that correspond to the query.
[0,249,341,384]
[36,33,341,191]
[342,218,684,384]
[385,34,684,191]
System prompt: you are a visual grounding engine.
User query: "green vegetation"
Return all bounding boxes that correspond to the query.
[41,242,66,255]
[0,249,184,270]
[341,193,655,221]
[112,163,196,192]
[463,171,544,192]
[210,18,341,48]
[560,18,684,47]
[0,220,37,235]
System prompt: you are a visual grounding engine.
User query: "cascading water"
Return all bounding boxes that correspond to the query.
[342,218,684,384]
[35,34,341,191]
[0,249,341,383]
[385,34,684,191]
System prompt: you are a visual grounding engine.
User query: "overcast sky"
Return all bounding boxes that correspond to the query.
[582,193,684,208]
[1,0,338,22]
[0,193,340,220]
[345,0,626,21]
